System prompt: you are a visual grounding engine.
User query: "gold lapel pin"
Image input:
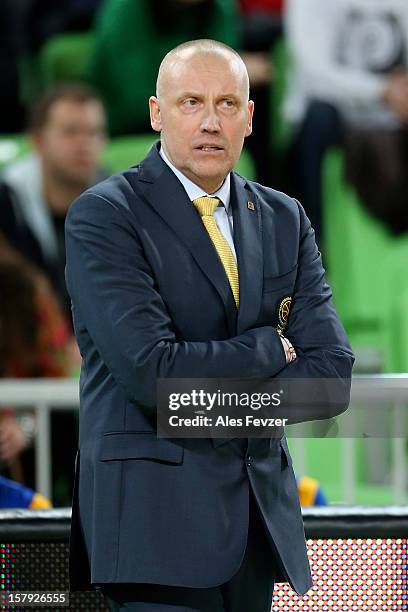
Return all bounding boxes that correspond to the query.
[247,201,255,211]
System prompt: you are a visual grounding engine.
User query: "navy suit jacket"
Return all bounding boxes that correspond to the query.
[65,142,354,596]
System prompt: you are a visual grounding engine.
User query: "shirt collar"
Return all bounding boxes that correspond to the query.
[160,145,231,211]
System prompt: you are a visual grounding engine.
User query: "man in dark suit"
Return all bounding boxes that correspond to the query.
[65,39,354,611]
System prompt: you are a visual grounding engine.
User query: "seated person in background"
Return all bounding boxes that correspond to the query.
[284,0,408,243]
[0,474,51,509]
[297,475,327,506]
[0,237,79,502]
[0,238,76,380]
[0,83,107,317]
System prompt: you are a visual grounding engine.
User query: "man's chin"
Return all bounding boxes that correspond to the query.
[190,160,232,181]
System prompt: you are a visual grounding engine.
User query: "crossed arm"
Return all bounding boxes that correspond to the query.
[65,192,353,416]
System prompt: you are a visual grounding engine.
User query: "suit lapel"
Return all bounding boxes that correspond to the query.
[231,173,264,335]
[130,143,237,335]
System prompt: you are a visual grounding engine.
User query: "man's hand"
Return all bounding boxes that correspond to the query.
[0,415,29,462]
[382,69,408,124]
[280,335,297,365]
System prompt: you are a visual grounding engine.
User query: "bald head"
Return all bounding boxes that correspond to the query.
[149,38,254,194]
[156,39,250,101]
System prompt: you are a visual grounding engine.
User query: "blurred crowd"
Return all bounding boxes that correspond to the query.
[0,0,407,507]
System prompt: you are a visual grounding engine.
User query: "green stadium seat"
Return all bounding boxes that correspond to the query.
[323,149,389,326]
[236,147,256,180]
[103,135,158,173]
[382,241,408,372]
[396,289,408,371]
[323,148,408,372]
[37,33,94,88]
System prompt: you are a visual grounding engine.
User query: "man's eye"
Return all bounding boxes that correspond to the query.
[183,99,197,106]
[222,99,235,108]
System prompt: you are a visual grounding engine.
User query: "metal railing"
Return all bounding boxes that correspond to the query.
[0,376,407,503]
[0,379,79,501]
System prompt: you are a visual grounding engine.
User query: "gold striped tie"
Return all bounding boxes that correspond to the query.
[193,196,239,308]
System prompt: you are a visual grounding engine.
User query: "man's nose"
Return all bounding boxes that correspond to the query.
[200,106,221,132]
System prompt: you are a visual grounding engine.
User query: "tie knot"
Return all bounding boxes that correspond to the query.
[193,196,220,217]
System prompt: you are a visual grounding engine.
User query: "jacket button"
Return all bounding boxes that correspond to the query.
[246,455,253,467]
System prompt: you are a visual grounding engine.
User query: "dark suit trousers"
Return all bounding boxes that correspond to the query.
[101,441,276,612]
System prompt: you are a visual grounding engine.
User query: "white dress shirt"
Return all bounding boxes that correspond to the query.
[159,146,237,262]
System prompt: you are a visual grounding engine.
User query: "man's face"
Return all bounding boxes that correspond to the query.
[31,99,106,186]
[149,52,254,193]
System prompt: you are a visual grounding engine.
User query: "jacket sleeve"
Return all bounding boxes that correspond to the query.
[274,199,355,421]
[65,192,287,411]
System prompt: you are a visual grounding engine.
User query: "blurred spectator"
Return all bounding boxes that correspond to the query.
[284,0,408,243]
[0,83,107,316]
[0,236,80,504]
[25,0,103,54]
[0,237,75,379]
[0,474,51,509]
[296,475,327,506]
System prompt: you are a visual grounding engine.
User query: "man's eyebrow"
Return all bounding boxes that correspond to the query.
[177,92,202,99]
[176,92,241,100]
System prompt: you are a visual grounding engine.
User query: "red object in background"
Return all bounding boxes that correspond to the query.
[240,0,284,14]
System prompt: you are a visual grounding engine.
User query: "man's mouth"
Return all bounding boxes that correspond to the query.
[195,145,223,152]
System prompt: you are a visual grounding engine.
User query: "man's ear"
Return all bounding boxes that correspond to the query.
[245,100,254,137]
[149,96,162,133]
